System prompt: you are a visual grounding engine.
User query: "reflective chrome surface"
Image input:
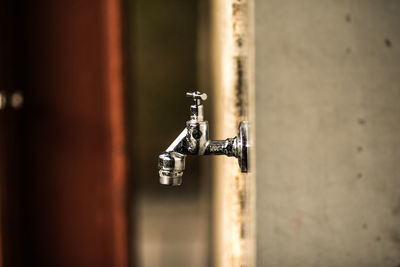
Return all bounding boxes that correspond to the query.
[158,91,249,186]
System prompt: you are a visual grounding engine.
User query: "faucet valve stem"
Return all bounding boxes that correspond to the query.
[186,91,207,121]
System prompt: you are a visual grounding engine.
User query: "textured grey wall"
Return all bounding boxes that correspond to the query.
[255,1,400,266]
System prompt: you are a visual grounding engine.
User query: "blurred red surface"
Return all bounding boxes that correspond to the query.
[0,0,128,266]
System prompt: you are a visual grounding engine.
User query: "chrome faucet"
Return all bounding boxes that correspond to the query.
[158,91,249,186]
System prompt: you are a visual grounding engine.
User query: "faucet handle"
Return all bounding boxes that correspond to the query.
[186,91,207,103]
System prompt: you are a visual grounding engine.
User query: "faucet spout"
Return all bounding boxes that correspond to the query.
[158,128,188,186]
[166,128,188,153]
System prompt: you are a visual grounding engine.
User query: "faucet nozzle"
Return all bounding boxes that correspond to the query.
[158,152,185,186]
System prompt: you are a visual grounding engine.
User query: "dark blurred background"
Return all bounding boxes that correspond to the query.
[0,0,213,266]
[124,0,213,266]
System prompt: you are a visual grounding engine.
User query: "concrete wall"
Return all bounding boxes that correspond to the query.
[255,1,400,266]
